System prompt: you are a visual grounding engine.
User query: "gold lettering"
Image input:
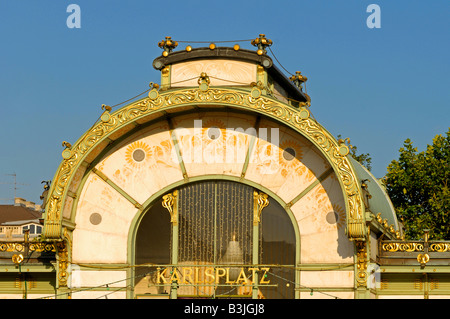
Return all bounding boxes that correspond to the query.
[236,268,249,284]
[157,267,167,284]
[183,267,193,284]
[170,268,181,282]
[205,267,215,284]
[215,268,226,284]
[248,267,259,285]
[225,268,235,284]
[157,266,272,285]
[195,267,203,284]
[260,267,270,284]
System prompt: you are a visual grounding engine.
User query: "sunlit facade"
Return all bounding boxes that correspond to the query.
[1,35,449,299]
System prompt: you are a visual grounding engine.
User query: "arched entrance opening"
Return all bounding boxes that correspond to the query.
[134,180,296,299]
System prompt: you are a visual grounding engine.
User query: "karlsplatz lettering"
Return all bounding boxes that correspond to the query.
[184,303,218,316]
[157,267,271,285]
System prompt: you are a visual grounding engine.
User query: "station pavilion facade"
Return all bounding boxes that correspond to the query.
[1,35,449,299]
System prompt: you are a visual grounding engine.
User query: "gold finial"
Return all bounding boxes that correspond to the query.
[158,36,178,56]
[62,141,72,149]
[289,71,308,92]
[186,45,192,52]
[62,141,72,159]
[337,137,352,156]
[101,104,112,112]
[251,34,273,54]
[209,43,216,50]
[233,44,240,51]
[198,72,210,91]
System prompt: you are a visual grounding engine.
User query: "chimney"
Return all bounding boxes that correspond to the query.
[14,197,27,207]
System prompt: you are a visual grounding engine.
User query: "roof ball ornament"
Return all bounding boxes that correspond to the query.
[251,34,273,55]
[158,36,178,57]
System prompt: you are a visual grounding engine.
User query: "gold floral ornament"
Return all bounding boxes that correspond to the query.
[417,253,430,266]
[12,254,24,264]
[162,191,178,225]
[356,241,368,287]
[253,191,269,225]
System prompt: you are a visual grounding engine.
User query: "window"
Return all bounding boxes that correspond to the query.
[135,181,297,299]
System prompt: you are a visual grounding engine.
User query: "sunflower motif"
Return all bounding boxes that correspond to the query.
[198,119,228,163]
[125,141,151,168]
[278,139,304,177]
[324,204,346,230]
[202,119,227,141]
[279,140,303,165]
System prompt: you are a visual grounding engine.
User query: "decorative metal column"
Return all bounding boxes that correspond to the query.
[252,191,269,299]
[162,190,178,299]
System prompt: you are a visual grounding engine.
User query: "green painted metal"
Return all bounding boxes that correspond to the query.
[167,117,189,181]
[91,167,142,209]
[240,116,261,180]
[287,167,334,208]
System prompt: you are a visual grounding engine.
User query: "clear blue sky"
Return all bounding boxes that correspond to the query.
[0,0,448,205]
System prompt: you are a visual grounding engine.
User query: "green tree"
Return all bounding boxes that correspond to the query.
[384,129,450,240]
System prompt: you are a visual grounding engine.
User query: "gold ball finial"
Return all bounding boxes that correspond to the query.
[209,43,216,50]
[158,36,178,56]
[186,45,192,52]
[251,34,272,55]
[233,44,240,51]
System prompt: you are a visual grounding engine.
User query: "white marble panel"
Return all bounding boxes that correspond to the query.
[73,173,138,264]
[171,112,256,177]
[171,59,256,87]
[95,122,184,205]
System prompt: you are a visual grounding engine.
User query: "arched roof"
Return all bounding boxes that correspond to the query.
[42,87,368,242]
[350,157,401,238]
[41,41,373,243]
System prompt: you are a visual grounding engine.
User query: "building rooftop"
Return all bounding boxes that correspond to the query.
[0,199,42,225]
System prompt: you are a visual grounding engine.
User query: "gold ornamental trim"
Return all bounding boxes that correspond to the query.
[42,87,366,241]
[162,190,178,225]
[382,242,424,252]
[253,191,270,226]
[0,242,56,253]
[382,241,450,253]
[355,241,368,287]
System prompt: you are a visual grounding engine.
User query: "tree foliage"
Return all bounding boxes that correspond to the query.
[384,129,450,240]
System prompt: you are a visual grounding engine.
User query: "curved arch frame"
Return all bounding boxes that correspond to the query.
[127,175,302,299]
[42,86,366,242]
